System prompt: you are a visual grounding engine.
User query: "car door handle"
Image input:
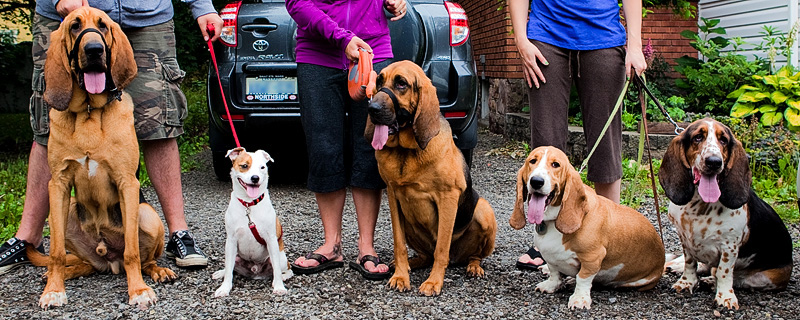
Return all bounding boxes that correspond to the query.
[241,24,278,32]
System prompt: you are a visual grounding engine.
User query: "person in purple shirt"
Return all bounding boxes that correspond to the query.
[508,0,647,270]
[287,0,406,280]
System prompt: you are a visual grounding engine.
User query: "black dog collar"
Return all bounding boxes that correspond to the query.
[68,27,119,98]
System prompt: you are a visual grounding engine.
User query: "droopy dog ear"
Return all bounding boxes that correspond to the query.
[412,70,440,150]
[510,161,530,230]
[108,19,137,90]
[718,134,750,209]
[43,25,74,111]
[554,165,587,234]
[659,134,694,205]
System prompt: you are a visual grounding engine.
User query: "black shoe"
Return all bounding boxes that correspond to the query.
[0,237,44,275]
[165,230,208,269]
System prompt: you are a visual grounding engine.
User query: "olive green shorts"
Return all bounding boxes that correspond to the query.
[30,14,187,145]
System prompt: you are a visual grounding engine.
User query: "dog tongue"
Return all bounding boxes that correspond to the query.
[372,124,389,150]
[698,174,721,203]
[84,72,106,94]
[245,184,260,198]
[527,194,546,225]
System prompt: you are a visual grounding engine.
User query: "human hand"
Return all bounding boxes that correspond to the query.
[625,47,647,79]
[385,0,407,21]
[197,13,223,42]
[345,36,372,62]
[516,38,548,89]
[56,0,88,17]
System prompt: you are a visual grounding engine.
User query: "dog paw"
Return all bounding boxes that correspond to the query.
[466,263,485,277]
[388,274,412,292]
[149,266,178,283]
[39,291,67,309]
[273,286,288,295]
[212,270,225,280]
[281,269,294,281]
[535,279,561,293]
[418,278,443,297]
[214,284,232,298]
[539,264,550,275]
[672,278,697,294]
[128,287,157,310]
[568,293,592,310]
[715,291,739,310]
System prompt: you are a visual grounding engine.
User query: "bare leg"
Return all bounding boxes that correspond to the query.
[352,187,388,273]
[293,189,345,267]
[141,138,188,234]
[594,179,621,204]
[16,142,50,246]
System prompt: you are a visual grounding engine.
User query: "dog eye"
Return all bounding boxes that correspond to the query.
[719,136,728,145]
[693,135,704,143]
[240,164,249,169]
[395,80,408,90]
[71,20,81,31]
[98,20,107,31]
[261,166,265,169]
[529,158,537,165]
[551,162,560,168]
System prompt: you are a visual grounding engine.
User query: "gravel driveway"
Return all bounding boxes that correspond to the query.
[2,129,799,319]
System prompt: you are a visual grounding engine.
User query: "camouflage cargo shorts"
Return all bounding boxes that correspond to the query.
[30,14,188,145]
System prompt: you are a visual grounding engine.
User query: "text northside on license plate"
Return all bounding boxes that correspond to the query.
[245,76,298,102]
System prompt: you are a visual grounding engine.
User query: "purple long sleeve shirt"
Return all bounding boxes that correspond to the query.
[286,0,393,70]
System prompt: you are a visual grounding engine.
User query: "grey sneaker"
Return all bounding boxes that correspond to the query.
[0,237,43,275]
[165,230,208,269]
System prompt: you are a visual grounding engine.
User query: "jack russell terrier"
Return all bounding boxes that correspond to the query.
[213,147,292,296]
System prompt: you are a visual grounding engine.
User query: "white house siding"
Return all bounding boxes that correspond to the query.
[699,0,798,67]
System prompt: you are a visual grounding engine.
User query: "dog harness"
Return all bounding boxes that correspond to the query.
[237,194,282,247]
[68,27,122,111]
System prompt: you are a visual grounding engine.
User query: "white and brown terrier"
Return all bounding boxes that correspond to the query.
[511,146,665,310]
[660,118,793,310]
[213,147,292,297]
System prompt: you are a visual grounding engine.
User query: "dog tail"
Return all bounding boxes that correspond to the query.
[25,246,85,267]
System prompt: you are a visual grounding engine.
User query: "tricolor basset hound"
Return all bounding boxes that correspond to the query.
[510,146,665,310]
[660,118,793,310]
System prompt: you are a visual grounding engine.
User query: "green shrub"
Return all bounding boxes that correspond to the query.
[729,65,800,130]
[0,155,28,240]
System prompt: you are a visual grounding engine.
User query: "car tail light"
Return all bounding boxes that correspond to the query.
[222,114,244,121]
[219,1,242,47]
[443,111,467,118]
[444,1,469,46]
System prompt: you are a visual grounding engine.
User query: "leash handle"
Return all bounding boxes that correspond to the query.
[207,24,242,148]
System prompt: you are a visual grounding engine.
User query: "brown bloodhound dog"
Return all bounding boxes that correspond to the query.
[365,60,497,296]
[27,7,176,309]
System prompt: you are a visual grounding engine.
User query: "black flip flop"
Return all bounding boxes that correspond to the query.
[515,246,546,271]
[291,252,344,275]
[349,255,392,281]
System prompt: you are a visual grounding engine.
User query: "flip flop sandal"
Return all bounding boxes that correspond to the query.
[349,255,392,281]
[515,246,546,271]
[290,252,344,275]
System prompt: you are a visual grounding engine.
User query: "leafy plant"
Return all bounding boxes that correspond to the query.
[729,65,800,130]
[0,155,29,240]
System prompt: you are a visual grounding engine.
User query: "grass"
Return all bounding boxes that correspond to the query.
[0,154,28,240]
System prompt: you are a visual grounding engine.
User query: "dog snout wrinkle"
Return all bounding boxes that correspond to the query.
[530,176,545,190]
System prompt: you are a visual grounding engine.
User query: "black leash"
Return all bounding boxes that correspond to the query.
[631,72,684,135]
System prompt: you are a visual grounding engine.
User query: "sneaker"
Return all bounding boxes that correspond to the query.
[0,237,44,276]
[165,230,208,269]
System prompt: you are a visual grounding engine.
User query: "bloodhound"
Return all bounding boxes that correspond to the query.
[660,118,792,310]
[510,146,664,310]
[365,61,497,296]
[27,7,176,310]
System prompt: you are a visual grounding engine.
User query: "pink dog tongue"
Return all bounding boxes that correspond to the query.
[527,195,546,225]
[84,72,106,94]
[698,174,721,203]
[372,124,389,150]
[245,184,261,198]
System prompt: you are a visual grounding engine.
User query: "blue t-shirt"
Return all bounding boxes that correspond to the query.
[526,0,627,50]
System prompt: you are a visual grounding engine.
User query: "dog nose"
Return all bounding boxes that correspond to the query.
[529,176,545,190]
[84,42,105,58]
[368,101,382,114]
[250,175,260,184]
[705,156,723,170]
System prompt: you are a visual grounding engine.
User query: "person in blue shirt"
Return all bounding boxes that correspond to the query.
[509,0,647,270]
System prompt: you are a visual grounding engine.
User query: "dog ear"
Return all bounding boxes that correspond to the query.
[718,136,751,208]
[257,150,274,163]
[226,147,245,161]
[510,162,530,230]
[43,25,74,111]
[108,19,137,90]
[412,73,440,150]
[659,134,694,205]
[555,166,587,234]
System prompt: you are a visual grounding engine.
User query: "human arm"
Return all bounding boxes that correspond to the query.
[55,0,87,17]
[181,0,223,42]
[622,0,646,78]
[286,0,371,60]
[509,0,547,89]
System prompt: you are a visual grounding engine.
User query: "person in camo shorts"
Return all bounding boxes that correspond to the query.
[0,0,223,274]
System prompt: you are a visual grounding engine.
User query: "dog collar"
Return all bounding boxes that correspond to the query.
[237,193,265,208]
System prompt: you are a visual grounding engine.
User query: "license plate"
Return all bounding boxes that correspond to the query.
[244,76,298,102]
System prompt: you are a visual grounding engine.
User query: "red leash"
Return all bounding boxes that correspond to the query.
[206,24,241,148]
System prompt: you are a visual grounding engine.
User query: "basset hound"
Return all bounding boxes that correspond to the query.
[660,118,793,310]
[511,146,665,310]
